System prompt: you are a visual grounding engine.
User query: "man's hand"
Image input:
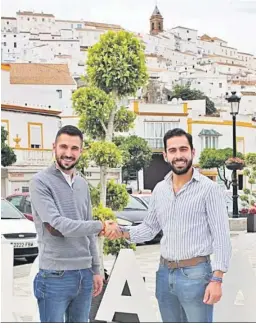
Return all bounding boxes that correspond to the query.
[100,220,122,240]
[203,282,222,305]
[93,274,104,297]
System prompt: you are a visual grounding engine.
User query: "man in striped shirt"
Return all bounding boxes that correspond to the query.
[105,128,232,323]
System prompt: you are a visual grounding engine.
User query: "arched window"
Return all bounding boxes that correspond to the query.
[152,22,154,30]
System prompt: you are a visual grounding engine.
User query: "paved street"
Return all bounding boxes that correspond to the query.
[9,232,256,322]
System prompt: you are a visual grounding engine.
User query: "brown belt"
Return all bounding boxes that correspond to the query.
[160,255,210,269]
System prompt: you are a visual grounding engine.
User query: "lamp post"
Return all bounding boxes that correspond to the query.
[225,91,241,218]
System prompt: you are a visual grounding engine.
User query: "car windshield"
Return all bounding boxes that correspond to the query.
[1,199,24,219]
[124,196,147,211]
[140,195,151,205]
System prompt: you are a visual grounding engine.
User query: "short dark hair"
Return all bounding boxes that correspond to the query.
[55,125,83,144]
[163,128,193,150]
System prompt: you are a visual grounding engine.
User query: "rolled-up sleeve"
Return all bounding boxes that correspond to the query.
[206,184,232,272]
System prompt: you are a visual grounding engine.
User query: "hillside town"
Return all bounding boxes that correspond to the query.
[1,5,256,195]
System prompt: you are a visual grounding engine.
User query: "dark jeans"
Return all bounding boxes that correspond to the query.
[156,261,214,322]
[34,268,93,323]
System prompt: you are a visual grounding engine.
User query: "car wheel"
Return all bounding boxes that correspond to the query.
[25,256,37,264]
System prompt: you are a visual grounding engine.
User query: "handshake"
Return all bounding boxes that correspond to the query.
[99,220,128,240]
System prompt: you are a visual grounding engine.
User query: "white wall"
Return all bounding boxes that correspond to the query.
[16,13,55,33]
[77,28,103,47]
[192,121,256,164]
[1,70,76,115]
[1,110,60,149]
[172,27,198,43]
[1,18,17,32]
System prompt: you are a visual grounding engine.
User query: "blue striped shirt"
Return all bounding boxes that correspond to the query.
[128,168,232,272]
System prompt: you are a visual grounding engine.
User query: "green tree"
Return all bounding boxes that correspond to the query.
[90,179,129,212]
[114,135,153,190]
[1,126,16,167]
[240,153,256,208]
[172,83,216,115]
[72,30,148,269]
[199,148,244,189]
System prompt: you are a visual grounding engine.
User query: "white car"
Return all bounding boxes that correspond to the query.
[1,198,38,262]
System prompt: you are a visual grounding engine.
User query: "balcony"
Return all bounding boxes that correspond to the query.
[14,148,53,166]
[145,138,164,150]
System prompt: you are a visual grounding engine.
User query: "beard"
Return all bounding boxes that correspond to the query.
[55,154,80,171]
[167,158,193,175]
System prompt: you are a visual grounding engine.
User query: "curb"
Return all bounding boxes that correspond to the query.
[229,218,247,231]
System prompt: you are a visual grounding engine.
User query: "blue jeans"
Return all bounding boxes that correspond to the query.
[156,261,213,322]
[34,268,94,323]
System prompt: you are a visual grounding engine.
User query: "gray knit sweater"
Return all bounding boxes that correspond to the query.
[30,164,102,274]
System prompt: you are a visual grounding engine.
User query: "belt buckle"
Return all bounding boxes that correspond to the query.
[168,260,179,269]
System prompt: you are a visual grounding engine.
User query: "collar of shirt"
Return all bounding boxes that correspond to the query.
[164,167,200,185]
[54,163,76,187]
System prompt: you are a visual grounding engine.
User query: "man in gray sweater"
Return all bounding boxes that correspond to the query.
[30,125,115,323]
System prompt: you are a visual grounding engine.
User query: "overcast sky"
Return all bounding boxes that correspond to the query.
[1,0,256,55]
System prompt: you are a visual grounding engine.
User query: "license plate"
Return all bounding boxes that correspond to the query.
[11,242,34,248]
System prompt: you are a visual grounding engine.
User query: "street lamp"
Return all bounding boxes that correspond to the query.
[225,91,242,218]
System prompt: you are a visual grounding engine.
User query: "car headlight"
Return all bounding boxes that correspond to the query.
[116,218,132,226]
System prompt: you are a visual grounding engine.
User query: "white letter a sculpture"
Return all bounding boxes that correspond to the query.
[96,249,158,322]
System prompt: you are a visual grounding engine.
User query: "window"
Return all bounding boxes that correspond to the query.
[14,35,16,37]
[56,89,62,98]
[158,22,161,30]
[219,83,222,88]
[3,35,6,37]
[151,22,154,30]
[42,18,45,22]
[7,21,9,25]
[22,187,29,193]
[201,136,219,150]
[4,42,6,46]
[7,196,24,212]
[27,18,30,21]
[77,23,82,28]
[1,120,9,144]
[14,42,17,48]
[238,175,243,190]
[144,121,180,149]
[71,24,73,28]
[24,195,32,214]
[124,196,147,211]
[28,123,43,148]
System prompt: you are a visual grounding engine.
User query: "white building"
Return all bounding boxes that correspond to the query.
[1,63,76,115]
[1,103,121,195]
[127,100,256,190]
[1,11,123,78]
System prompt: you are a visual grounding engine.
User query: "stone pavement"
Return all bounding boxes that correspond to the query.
[11,232,256,322]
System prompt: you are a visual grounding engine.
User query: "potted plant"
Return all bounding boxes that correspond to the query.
[239,207,249,218]
[225,157,245,171]
[247,206,256,233]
